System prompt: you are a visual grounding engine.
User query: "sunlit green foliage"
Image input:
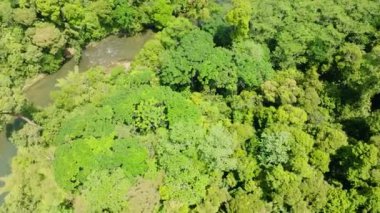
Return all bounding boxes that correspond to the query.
[199,124,237,171]
[54,136,148,191]
[258,130,292,168]
[233,40,274,89]
[54,105,115,145]
[0,75,25,130]
[112,1,142,32]
[0,147,67,212]
[250,0,379,71]
[159,29,215,88]
[26,22,66,54]
[12,8,36,26]
[2,0,380,211]
[142,0,174,29]
[0,2,12,23]
[225,0,252,40]
[74,169,131,212]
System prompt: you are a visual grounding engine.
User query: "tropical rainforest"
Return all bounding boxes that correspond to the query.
[0,0,380,212]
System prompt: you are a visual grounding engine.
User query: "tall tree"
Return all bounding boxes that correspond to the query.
[225,0,252,40]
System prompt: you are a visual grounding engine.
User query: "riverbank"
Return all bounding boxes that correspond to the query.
[21,31,153,95]
[0,30,155,205]
[22,74,47,92]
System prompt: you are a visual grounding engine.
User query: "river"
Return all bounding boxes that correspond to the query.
[0,30,154,203]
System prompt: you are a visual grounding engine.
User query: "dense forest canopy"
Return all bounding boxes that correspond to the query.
[1,0,380,212]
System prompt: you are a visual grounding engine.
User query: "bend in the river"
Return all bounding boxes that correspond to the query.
[0,30,154,204]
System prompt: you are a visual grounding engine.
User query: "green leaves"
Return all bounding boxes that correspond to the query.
[324,187,351,212]
[258,130,292,168]
[249,0,378,71]
[35,0,61,22]
[108,85,202,131]
[12,8,36,26]
[142,0,174,29]
[54,105,115,145]
[3,0,380,211]
[0,74,26,130]
[0,147,67,212]
[264,165,304,211]
[75,169,131,212]
[133,98,168,133]
[330,142,378,187]
[0,1,12,23]
[159,29,238,92]
[159,28,275,93]
[199,47,238,92]
[199,124,237,171]
[26,22,66,54]
[233,40,274,89]
[158,150,210,206]
[225,0,252,40]
[159,29,214,88]
[54,136,148,191]
[112,1,142,32]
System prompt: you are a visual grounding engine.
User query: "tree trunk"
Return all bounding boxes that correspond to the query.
[1,112,40,127]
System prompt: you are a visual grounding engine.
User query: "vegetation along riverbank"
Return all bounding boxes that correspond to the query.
[0,0,380,212]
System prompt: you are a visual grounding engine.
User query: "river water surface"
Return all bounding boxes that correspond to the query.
[0,31,154,203]
[25,31,154,107]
